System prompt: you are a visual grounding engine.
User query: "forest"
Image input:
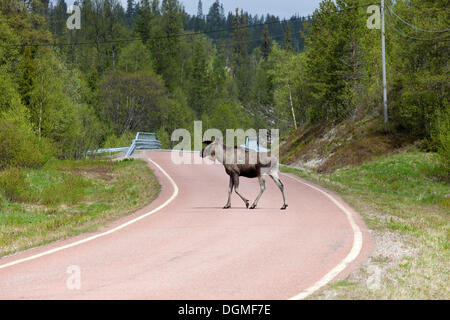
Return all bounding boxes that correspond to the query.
[0,0,448,170]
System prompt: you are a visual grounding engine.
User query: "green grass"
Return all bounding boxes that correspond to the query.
[0,158,160,257]
[281,152,450,299]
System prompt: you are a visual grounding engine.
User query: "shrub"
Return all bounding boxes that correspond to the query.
[436,109,450,177]
[0,106,55,169]
[156,128,170,149]
[0,167,26,202]
[103,131,136,148]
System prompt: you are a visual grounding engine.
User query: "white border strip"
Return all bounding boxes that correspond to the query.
[0,158,179,270]
[282,173,363,300]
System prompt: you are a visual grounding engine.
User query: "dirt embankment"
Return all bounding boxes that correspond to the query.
[280,116,416,173]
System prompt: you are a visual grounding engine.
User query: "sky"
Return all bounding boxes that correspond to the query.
[64,0,323,19]
[180,0,322,18]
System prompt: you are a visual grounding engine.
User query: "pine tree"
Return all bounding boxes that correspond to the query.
[126,0,135,25]
[189,40,210,116]
[206,0,226,40]
[18,46,35,108]
[158,0,183,90]
[284,22,293,52]
[49,0,67,36]
[135,0,153,42]
[261,24,272,60]
[232,9,250,102]
[197,0,203,19]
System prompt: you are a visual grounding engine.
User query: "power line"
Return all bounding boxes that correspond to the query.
[385,2,450,33]
[385,9,450,41]
[0,2,376,48]
[0,14,307,48]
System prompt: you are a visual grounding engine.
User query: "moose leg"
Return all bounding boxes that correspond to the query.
[250,176,266,209]
[224,176,233,209]
[233,175,249,208]
[269,173,288,210]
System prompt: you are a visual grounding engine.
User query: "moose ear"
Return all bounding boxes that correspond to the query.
[202,140,213,145]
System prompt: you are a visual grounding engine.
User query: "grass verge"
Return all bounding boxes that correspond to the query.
[0,158,160,257]
[281,151,449,299]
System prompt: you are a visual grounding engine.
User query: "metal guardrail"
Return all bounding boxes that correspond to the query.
[87,132,161,157]
[240,137,270,152]
[125,132,161,158]
[91,134,267,156]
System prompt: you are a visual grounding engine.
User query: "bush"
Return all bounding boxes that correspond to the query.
[0,167,26,202]
[156,128,170,149]
[436,109,450,176]
[0,106,55,169]
[103,131,136,148]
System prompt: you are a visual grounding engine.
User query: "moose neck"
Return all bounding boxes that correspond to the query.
[213,143,226,164]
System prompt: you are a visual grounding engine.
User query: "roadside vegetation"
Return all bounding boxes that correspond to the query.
[0,0,448,300]
[0,158,160,257]
[281,151,449,299]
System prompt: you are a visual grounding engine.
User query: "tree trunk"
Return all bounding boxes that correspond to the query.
[288,83,297,130]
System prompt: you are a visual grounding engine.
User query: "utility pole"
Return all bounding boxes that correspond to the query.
[381,0,389,132]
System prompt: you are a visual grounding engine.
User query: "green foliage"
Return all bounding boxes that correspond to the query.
[0,67,22,113]
[103,131,136,148]
[0,14,20,67]
[188,38,211,115]
[0,0,447,168]
[99,71,167,135]
[118,40,154,73]
[0,106,55,169]
[388,0,448,137]
[209,103,254,134]
[231,9,250,102]
[261,24,272,60]
[0,167,26,202]
[435,109,450,174]
[160,88,196,135]
[156,127,171,149]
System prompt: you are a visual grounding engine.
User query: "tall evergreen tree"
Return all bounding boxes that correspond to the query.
[18,46,35,108]
[261,24,272,60]
[206,0,226,40]
[197,0,203,19]
[231,9,250,102]
[126,0,135,25]
[284,22,293,52]
[157,0,183,90]
[189,39,210,116]
[135,0,154,42]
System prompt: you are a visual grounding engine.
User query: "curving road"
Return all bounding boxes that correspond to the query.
[0,151,373,299]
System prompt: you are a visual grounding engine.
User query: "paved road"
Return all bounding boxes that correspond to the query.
[0,151,373,299]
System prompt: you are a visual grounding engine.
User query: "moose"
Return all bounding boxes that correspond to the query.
[201,138,288,210]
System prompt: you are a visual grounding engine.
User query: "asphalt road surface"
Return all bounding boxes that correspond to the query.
[0,151,373,299]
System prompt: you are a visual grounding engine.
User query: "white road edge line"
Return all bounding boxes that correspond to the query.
[0,158,179,270]
[282,173,363,300]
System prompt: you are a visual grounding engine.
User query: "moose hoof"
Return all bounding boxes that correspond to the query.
[223,204,231,209]
[281,204,288,210]
[249,204,257,209]
[245,201,250,209]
